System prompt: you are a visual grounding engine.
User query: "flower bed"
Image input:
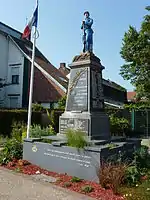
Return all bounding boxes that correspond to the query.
[1,159,125,200]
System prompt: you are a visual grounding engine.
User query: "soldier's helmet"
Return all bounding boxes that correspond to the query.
[84,11,90,16]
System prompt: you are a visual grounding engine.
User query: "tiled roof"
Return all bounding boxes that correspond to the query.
[35,57,68,89]
[11,37,68,102]
[33,67,65,102]
[127,91,136,101]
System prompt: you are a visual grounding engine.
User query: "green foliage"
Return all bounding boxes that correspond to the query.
[22,131,27,141]
[120,7,150,99]
[32,103,44,112]
[0,136,7,147]
[29,124,54,138]
[57,96,66,109]
[0,110,41,137]
[11,121,26,142]
[63,182,72,188]
[0,139,23,165]
[81,185,94,193]
[124,102,150,111]
[65,129,88,149]
[125,165,140,186]
[71,176,82,183]
[124,146,150,186]
[48,125,56,135]
[109,114,130,136]
[46,109,56,134]
[134,146,150,169]
[14,167,22,173]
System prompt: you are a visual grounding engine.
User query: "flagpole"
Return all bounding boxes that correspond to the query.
[26,26,37,139]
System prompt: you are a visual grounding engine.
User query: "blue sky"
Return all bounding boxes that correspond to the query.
[0,0,149,91]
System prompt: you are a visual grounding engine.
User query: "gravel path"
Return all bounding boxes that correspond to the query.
[0,167,95,200]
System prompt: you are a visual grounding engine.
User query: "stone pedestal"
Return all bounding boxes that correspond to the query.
[59,53,110,140]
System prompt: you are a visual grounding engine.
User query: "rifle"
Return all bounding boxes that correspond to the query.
[82,21,86,53]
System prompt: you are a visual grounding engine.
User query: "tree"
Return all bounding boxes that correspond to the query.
[120,6,150,100]
[57,95,66,109]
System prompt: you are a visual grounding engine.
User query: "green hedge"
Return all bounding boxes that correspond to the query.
[0,108,132,137]
[0,109,41,137]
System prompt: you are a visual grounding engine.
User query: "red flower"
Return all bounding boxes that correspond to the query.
[141,175,148,180]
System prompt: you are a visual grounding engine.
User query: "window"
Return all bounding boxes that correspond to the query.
[10,97,18,108]
[12,75,19,84]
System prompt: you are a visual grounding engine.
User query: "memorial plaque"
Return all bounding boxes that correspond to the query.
[60,118,89,134]
[66,67,88,111]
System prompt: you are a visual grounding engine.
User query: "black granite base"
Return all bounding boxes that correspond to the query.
[23,137,141,182]
[59,111,110,140]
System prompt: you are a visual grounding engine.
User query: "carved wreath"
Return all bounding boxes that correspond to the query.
[69,68,87,94]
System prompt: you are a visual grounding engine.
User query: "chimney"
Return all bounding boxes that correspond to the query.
[59,62,70,77]
[60,63,66,69]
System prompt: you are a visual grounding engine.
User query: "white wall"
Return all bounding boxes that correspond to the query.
[0,33,24,108]
[41,103,51,109]
[0,33,9,107]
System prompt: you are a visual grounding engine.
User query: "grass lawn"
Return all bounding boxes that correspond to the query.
[120,179,150,200]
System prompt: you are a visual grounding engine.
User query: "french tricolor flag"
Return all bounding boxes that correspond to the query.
[22,5,38,39]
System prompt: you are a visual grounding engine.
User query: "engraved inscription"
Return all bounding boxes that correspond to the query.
[66,67,88,111]
[60,118,89,134]
[44,148,92,168]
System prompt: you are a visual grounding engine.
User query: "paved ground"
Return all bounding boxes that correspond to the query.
[0,167,95,200]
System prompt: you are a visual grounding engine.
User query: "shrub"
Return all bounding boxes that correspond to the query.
[46,109,63,133]
[109,114,130,136]
[46,109,56,134]
[0,139,23,165]
[11,121,26,142]
[22,131,27,141]
[29,124,54,138]
[99,162,127,194]
[71,176,82,183]
[134,146,150,169]
[48,125,56,135]
[81,185,94,193]
[0,136,7,147]
[0,110,41,137]
[121,146,150,187]
[124,165,140,186]
[57,96,67,109]
[65,129,88,149]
